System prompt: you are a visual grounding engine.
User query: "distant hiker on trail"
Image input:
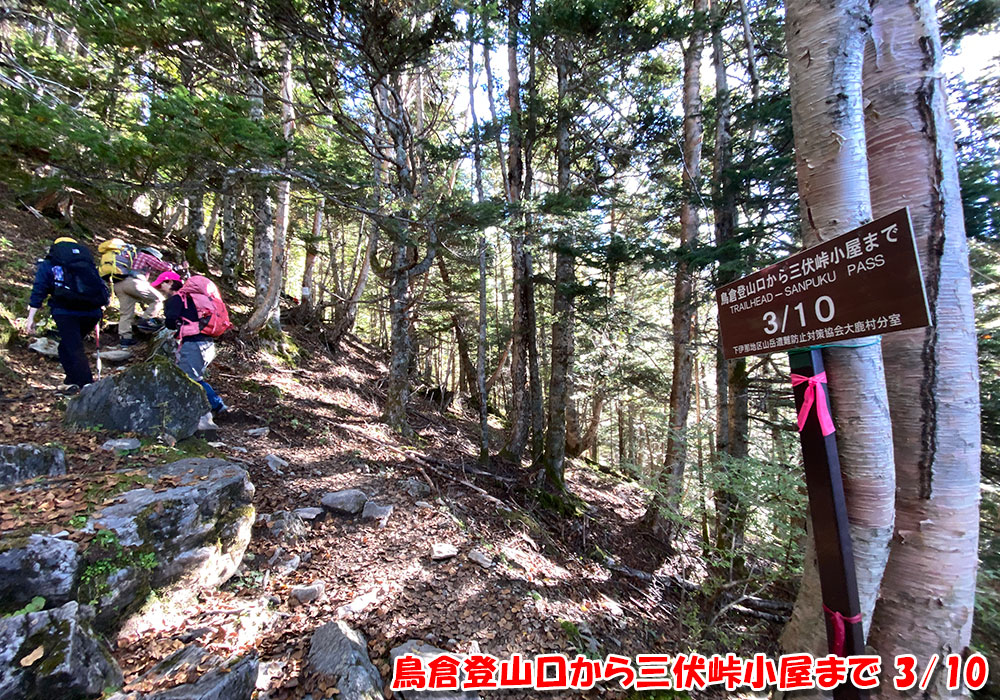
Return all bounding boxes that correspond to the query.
[98,239,173,347]
[165,274,233,415]
[23,237,111,393]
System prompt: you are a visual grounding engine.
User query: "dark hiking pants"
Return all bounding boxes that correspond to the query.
[52,311,99,387]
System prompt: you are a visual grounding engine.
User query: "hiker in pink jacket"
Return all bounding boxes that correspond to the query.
[164,275,232,414]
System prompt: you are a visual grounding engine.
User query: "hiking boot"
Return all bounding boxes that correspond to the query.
[119,337,138,347]
[195,412,219,440]
[136,318,164,334]
[55,384,80,395]
[213,402,231,416]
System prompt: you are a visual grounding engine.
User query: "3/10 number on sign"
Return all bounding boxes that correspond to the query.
[763,296,836,336]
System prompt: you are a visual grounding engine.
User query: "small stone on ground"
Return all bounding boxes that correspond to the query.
[321,489,368,515]
[101,438,141,451]
[467,549,493,569]
[431,543,459,560]
[361,501,393,527]
[291,581,326,605]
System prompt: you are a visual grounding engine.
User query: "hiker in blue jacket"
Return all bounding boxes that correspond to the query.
[24,237,110,392]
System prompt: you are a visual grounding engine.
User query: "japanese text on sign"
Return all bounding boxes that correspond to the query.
[391,651,990,693]
[716,208,930,359]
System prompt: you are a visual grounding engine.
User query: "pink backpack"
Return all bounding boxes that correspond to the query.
[176,275,233,340]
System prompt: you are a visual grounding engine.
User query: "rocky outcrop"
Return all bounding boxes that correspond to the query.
[0,459,257,698]
[0,601,122,700]
[0,534,80,612]
[64,357,210,440]
[0,443,66,487]
[108,644,258,700]
[308,621,384,700]
[84,458,255,631]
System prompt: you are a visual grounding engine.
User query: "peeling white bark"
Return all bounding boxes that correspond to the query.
[864,2,981,695]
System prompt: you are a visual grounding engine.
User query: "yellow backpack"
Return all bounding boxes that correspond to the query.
[97,238,136,281]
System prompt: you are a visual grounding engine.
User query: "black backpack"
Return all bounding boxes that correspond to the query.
[46,240,111,310]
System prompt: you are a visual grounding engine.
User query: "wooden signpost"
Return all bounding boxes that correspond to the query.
[716,208,931,700]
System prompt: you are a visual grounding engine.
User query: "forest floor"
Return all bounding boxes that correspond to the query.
[0,193,783,699]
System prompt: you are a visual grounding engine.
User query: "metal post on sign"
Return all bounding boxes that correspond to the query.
[788,348,866,700]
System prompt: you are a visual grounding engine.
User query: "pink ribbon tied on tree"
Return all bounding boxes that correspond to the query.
[790,371,836,436]
[823,604,862,657]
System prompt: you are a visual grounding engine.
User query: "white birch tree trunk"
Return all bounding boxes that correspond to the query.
[863,2,981,693]
[780,0,895,659]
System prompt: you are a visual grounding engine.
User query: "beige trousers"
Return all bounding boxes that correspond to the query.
[114,276,163,339]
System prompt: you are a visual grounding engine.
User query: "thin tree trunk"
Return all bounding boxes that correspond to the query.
[438,257,482,410]
[204,194,221,245]
[524,0,545,465]
[643,0,708,538]
[618,402,626,468]
[481,4,510,202]
[486,337,511,394]
[246,11,273,312]
[327,218,378,353]
[163,203,185,237]
[185,189,208,271]
[543,35,575,494]
[301,197,324,311]
[501,0,530,462]
[711,0,749,580]
[779,0,895,659]
[627,405,636,467]
[221,178,238,287]
[469,12,490,463]
[863,0,981,689]
[379,77,436,436]
[246,43,294,334]
[567,393,604,459]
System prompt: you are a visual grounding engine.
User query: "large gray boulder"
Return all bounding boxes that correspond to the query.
[65,357,210,439]
[0,601,122,700]
[108,644,258,700]
[308,621,384,700]
[0,534,80,612]
[84,458,255,631]
[0,443,66,487]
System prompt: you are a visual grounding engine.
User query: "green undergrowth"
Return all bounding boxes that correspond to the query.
[79,528,157,605]
[139,436,221,464]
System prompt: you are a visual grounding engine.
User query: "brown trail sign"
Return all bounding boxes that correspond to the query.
[717,208,930,360]
[717,208,931,700]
